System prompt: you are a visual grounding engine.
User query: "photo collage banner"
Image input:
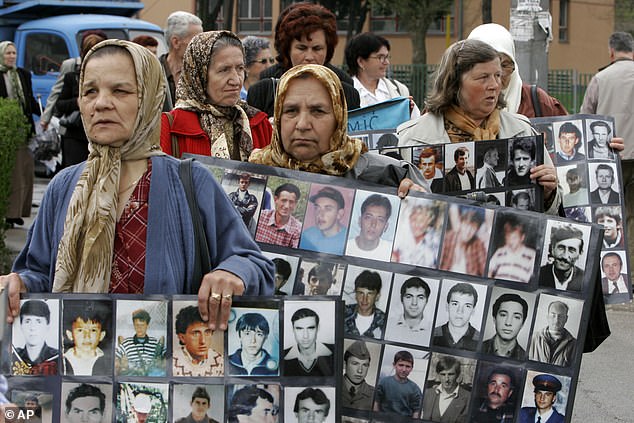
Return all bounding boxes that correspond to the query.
[531,114,631,304]
[2,153,604,423]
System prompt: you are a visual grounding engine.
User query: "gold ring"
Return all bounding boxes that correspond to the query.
[210,292,222,301]
[223,294,233,301]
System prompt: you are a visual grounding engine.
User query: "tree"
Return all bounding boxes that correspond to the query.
[368,0,454,65]
[197,0,226,31]
[615,0,634,34]
[319,0,370,40]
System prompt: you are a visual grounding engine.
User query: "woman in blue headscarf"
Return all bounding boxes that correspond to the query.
[0,41,40,228]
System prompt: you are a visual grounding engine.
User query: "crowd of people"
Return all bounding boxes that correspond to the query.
[0,2,631,421]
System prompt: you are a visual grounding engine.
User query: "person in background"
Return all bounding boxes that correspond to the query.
[132,35,159,55]
[159,11,203,106]
[0,41,40,228]
[241,36,274,100]
[249,64,426,195]
[397,39,562,215]
[161,31,272,160]
[344,32,420,118]
[1,40,274,329]
[467,23,568,118]
[55,32,107,168]
[39,30,108,131]
[247,2,360,117]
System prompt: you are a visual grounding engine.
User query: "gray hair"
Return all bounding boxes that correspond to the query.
[242,36,270,65]
[165,11,203,49]
[609,31,634,53]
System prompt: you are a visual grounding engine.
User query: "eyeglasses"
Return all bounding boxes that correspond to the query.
[251,57,275,65]
[368,54,391,63]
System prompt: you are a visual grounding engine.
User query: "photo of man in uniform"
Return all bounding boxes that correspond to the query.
[482,293,530,360]
[11,300,59,375]
[173,305,223,377]
[175,387,220,423]
[343,270,386,339]
[423,355,471,423]
[519,374,565,423]
[300,186,351,255]
[115,308,166,376]
[342,341,375,411]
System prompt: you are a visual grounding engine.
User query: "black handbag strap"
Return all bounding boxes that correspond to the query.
[178,158,211,294]
[530,84,543,117]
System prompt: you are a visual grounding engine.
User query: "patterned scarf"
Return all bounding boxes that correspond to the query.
[249,64,366,175]
[53,40,166,293]
[444,104,501,142]
[0,41,26,108]
[175,30,253,161]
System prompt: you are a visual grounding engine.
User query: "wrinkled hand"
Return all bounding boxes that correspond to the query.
[397,178,427,198]
[197,270,245,331]
[530,164,558,200]
[610,137,624,151]
[0,273,26,324]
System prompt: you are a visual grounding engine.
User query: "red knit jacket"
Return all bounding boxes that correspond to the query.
[160,108,272,158]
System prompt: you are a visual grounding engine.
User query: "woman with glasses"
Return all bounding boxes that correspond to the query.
[345,32,420,118]
[247,2,360,118]
[468,23,567,118]
[161,31,272,160]
[241,36,275,100]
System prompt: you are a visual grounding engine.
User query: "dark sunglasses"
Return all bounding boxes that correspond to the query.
[251,57,275,65]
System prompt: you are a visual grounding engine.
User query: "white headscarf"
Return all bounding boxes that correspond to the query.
[468,23,523,113]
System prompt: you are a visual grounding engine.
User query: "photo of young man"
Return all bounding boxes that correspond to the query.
[341,339,381,411]
[284,386,336,423]
[227,308,279,376]
[61,382,112,423]
[173,385,223,423]
[342,267,390,339]
[11,299,59,375]
[423,353,475,423]
[255,179,308,248]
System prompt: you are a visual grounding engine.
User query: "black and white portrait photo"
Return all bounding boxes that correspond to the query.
[528,294,584,367]
[282,300,336,377]
[61,382,112,423]
[341,338,381,411]
[553,120,586,163]
[226,384,280,423]
[11,298,59,376]
[384,274,440,347]
[444,143,476,192]
[585,119,615,160]
[558,163,589,208]
[284,386,336,423]
[588,162,621,205]
[475,140,506,189]
[261,251,300,296]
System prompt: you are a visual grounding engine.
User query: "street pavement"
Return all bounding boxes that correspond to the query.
[4,178,634,422]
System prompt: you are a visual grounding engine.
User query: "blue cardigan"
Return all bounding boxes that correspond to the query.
[13,155,274,295]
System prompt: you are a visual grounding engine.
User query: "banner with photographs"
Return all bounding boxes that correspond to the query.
[3,294,343,422]
[389,135,545,213]
[2,155,603,423]
[203,155,599,423]
[532,114,631,304]
[348,97,411,150]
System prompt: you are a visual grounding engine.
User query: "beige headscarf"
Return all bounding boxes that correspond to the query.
[249,64,366,175]
[175,30,253,161]
[53,39,166,293]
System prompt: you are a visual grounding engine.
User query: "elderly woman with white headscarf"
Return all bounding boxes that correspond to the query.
[1,40,274,330]
[0,41,40,228]
[467,23,567,118]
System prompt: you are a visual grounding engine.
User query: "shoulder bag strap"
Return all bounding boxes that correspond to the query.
[530,84,543,118]
[163,111,181,158]
[178,158,211,294]
[389,78,402,96]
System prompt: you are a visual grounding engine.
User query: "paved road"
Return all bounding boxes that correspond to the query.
[4,178,634,422]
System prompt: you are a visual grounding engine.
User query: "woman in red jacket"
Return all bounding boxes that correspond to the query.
[161,30,271,160]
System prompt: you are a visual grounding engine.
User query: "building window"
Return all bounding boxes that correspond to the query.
[559,0,569,42]
[237,0,272,33]
[369,6,452,35]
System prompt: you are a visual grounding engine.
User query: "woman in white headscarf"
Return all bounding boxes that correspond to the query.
[467,23,567,118]
[0,41,40,228]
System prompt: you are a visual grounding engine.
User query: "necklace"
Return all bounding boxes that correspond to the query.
[118,174,143,195]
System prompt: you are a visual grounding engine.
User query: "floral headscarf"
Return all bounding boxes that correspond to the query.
[0,41,26,108]
[53,39,166,293]
[249,64,366,174]
[175,30,253,161]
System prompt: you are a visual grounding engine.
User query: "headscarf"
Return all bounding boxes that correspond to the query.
[249,64,366,175]
[53,39,166,293]
[0,41,26,108]
[468,23,523,113]
[175,30,253,161]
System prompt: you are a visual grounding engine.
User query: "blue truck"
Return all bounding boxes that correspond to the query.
[0,0,166,106]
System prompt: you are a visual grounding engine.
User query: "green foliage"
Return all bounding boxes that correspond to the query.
[0,97,30,272]
[368,0,453,65]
